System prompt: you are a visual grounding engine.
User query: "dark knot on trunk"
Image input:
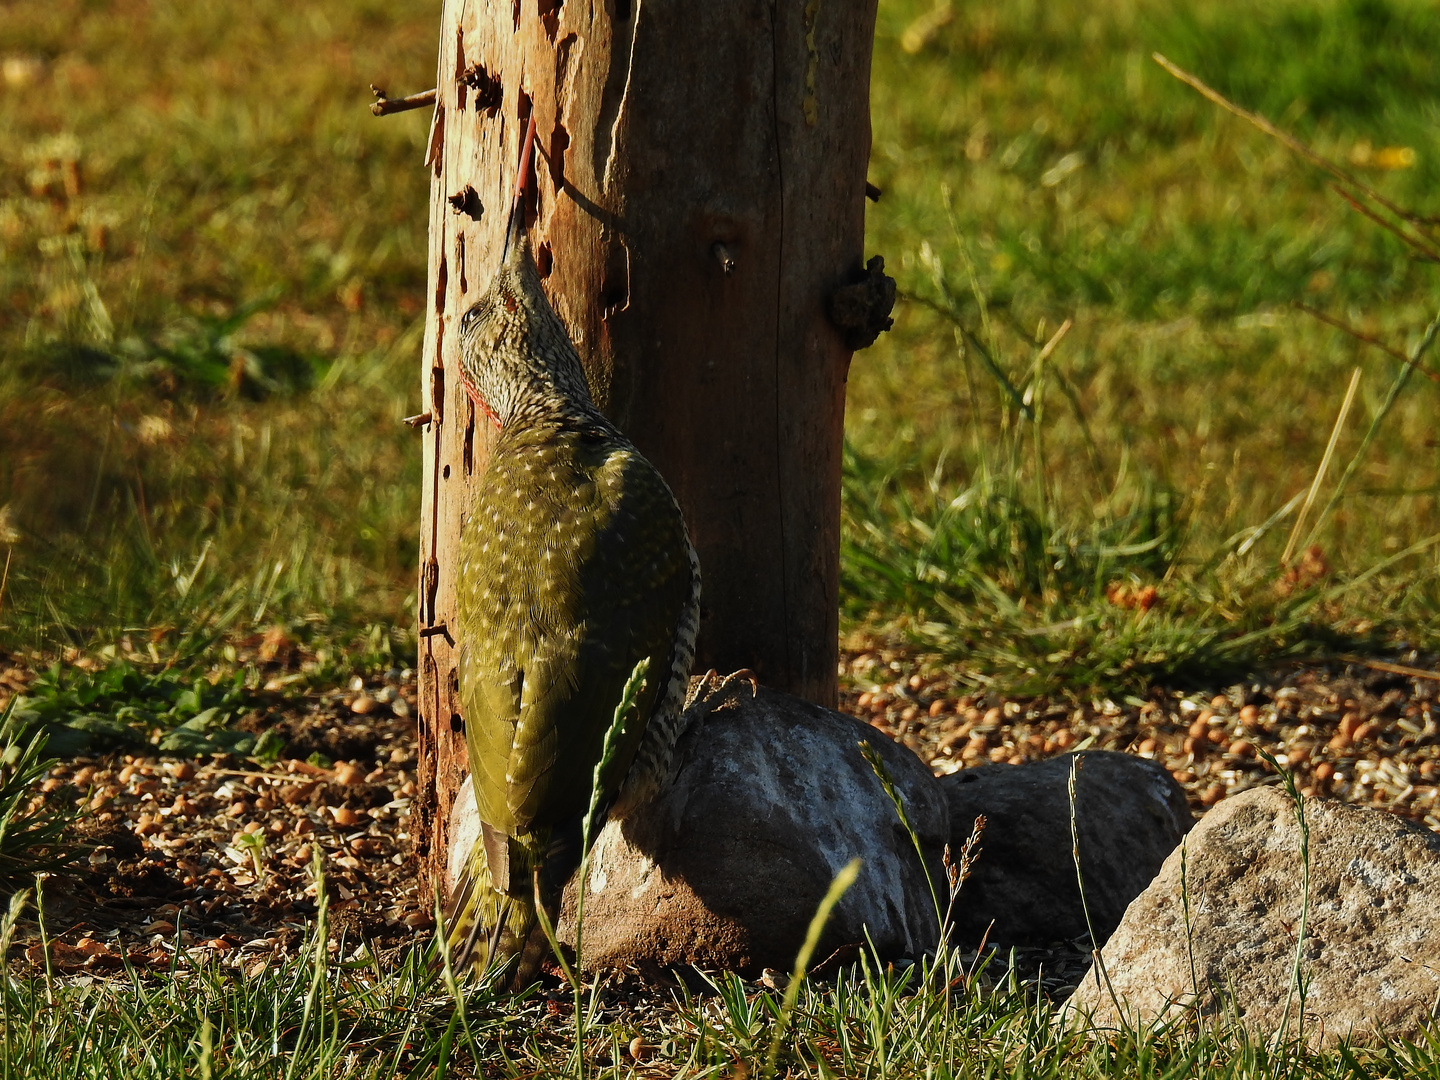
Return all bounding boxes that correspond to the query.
[827,255,896,351]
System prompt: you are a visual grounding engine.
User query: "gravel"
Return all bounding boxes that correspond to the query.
[9,646,1440,996]
[839,649,1440,827]
[12,668,431,978]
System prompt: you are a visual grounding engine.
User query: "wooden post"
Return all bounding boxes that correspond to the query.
[413,0,880,895]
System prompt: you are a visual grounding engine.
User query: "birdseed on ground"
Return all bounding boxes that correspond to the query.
[4,647,1438,1001]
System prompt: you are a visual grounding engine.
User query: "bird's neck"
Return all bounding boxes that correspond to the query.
[500,383,611,435]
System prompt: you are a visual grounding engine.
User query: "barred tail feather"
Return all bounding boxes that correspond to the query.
[442,839,534,977]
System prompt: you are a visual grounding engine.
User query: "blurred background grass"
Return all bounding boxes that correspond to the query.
[0,1,434,664]
[1,0,1438,693]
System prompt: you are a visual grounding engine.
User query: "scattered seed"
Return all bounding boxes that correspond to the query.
[334,763,364,786]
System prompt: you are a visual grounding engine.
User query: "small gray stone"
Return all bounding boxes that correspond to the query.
[1066,786,1440,1046]
[942,751,1193,946]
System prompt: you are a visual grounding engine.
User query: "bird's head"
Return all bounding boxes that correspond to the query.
[456,111,591,429]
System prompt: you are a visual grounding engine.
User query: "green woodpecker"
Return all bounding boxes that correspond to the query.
[444,113,700,980]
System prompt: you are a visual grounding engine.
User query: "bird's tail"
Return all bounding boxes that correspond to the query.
[442,827,550,985]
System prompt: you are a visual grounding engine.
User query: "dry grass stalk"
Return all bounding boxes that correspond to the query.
[1281,366,1361,569]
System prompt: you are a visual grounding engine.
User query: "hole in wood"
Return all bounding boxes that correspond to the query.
[539,0,562,41]
[454,28,467,110]
[462,63,503,116]
[447,185,484,221]
[614,0,630,20]
[428,104,445,178]
[457,233,467,293]
[423,558,439,626]
[537,242,553,279]
[443,463,451,479]
[463,400,475,474]
[435,255,448,315]
[512,0,521,30]
[450,713,464,734]
[599,240,629,317]
[430,365,445,429]
[516,91,539,222]
[547,121,569,189]
[421,652,437,720]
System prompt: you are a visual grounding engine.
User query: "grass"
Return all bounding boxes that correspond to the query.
[7,885,1440,1078]
[848,0,1440,689]
[3,0,1440,1073]
[0,0,431,660]
[0,702,77,892]
[4,0,1438,696]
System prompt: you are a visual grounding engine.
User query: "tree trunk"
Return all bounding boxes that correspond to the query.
[413,0,878,898]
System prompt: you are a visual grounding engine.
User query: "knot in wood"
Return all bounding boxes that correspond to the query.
[827,255,896,351]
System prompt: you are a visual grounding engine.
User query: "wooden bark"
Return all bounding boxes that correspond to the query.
[413,0,877,894]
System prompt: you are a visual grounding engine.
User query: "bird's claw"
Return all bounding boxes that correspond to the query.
[685,668,760,713]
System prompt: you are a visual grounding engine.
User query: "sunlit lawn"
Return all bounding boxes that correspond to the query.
[3,0,1440,1074]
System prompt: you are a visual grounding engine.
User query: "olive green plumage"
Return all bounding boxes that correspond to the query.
[444,214,699,980]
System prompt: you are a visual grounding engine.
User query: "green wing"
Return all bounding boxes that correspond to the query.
[455,428,691,836]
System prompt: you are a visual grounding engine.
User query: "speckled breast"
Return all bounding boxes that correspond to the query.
[453,416,693,835]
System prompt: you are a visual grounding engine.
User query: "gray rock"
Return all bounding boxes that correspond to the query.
[550,687,949,976]
[1066,786,1440,1046]
[442,687,940,980]
[942,751,1193,946]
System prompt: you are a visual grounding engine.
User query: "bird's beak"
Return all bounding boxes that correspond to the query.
[500,109,539,265]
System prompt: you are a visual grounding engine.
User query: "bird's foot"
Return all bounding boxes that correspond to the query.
[684,668,760,713]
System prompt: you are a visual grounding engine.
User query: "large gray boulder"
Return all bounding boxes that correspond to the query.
[942,751,1193,946]
[450,687,949,978]
[1067,786,1440,1046]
